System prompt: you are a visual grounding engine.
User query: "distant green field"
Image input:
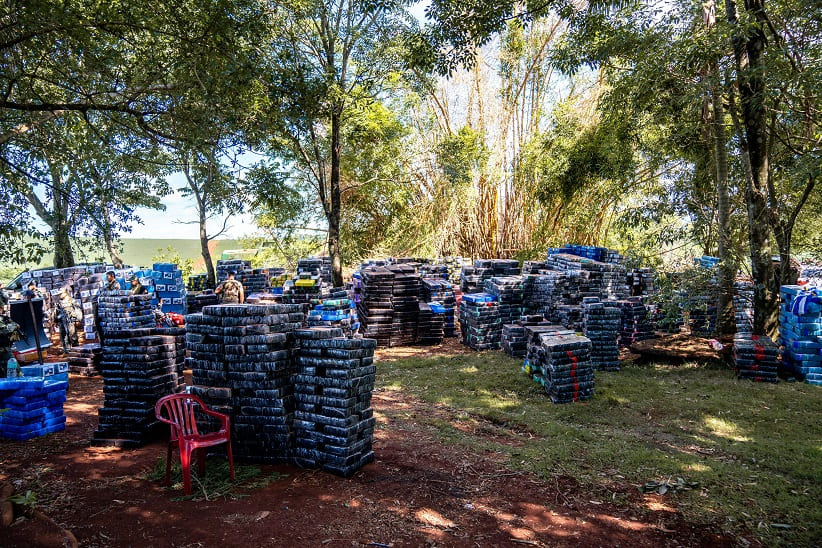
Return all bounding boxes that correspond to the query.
[118,239,241,269]
[0,239,241,282]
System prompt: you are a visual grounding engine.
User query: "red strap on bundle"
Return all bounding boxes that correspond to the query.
[566,350,579,401]
[750,334,765,363]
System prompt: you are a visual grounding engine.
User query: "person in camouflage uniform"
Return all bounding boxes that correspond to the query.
[53,287,81,352]
[129,276,147,295]
[215,271,244,304]
[105,271,121,291]
[0,315,22,377]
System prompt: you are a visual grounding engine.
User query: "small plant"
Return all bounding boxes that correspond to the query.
[8,490,37,509]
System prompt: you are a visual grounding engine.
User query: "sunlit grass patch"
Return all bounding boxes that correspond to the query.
[377,350,822,546]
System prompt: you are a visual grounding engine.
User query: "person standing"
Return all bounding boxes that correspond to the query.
[0,315,21,377]
[215,271,244,304]
[105,271,121,291]
[0,282,7,314]
[53,287,81,352]
[22,280,42,300]
[129,276,148,295]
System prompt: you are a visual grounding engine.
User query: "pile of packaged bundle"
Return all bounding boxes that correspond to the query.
[418,262,449,279]
[522,270,566,318]
[619,297,656,346]
[484,276,525,325]
[67,343,102,376]
[216,259,249,283]
[93,291,186,447]
[544,252,628,302]
[547,244,624,264]
[187,273,210,291]
[285,260,323,305]
[733,334,780,382]
[688,295,717,337]
[460,259,520,293]
[150,263,186,314]
[239,268,271,294]
[779,285,822,386]
[270,271,289,295]
[387,264,421,346]
[421,278,457,337]
[627,268,656,297]
[96,290,155,334]
[799,265,822,287]
[459,293,501,350]
[72,271,106,343]
[502,316,554,358]
[524,331,595,404]
[306,294,359,337]
[356,266,394,347]
[415,302,444,345]
[185,303,306,462]
[0,362,68,440]
[582,298,621,371]
[292,327,377,477]
[298,257,333,286]
[551,305,585,331]
[733,281,755,334]
[186,291,220,314]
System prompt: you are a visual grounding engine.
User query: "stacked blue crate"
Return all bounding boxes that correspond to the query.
[779,285,822,386]
[306,297,359,337]
[132,268,157,307]
[547,245,624,264]
[0,362,68,440]
[152,263,186,314]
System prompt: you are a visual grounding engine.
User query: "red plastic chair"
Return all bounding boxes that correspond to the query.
[155,393,235,495]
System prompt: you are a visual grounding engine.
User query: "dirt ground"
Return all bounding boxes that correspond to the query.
[1,346,734,547]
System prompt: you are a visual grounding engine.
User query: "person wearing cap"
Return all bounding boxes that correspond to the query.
[105,271,121,291]
[129,276,148,295]
[22,280,42,300]
[53,287,80,352]
[215,271,244,304]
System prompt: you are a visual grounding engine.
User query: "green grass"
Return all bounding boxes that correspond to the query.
[0,238,240,281]
[377,352,822,545]
[146,456,287,502]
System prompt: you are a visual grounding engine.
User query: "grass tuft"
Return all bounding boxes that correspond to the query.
[146,457,288,502]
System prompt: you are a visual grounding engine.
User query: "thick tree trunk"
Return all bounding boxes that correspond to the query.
[328,107,343,288]
[200,210,216,287]
[712,84,735,335]
[103,228,124,269]
[101,204,124,268]
[53,224,75,269]
[52,189,75,268]
[726,0,777,335]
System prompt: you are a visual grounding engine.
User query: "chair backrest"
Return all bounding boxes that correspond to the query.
[155,394,205,438]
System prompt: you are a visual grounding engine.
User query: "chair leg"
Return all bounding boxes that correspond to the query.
[226,440,235,482]
[198,448,206,477]
[165,442,173,487]
[180,445,192,495]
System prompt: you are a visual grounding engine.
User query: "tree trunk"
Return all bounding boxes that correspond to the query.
[52,223,75,269]
[726,0,777,335]
[712,84,735,335]
[200,209,216,287]
[328,106,343,288]
[101,203,124,268]
[103,227,124,269]
[52,185,75,269]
